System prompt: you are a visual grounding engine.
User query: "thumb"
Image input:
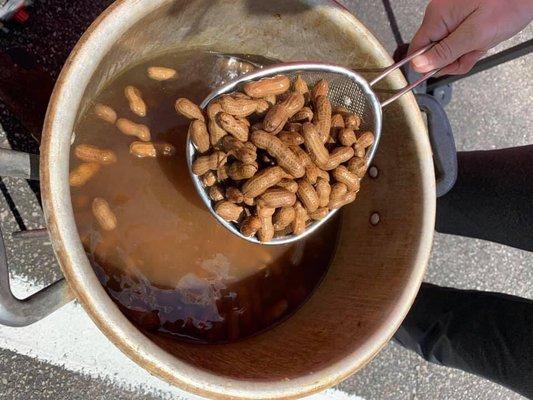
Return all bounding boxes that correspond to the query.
[412,21,481,73]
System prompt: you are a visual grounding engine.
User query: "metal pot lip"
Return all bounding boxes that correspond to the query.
[40,0,436,398]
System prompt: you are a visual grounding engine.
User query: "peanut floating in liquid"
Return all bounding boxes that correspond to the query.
[147,66,177,81]
[187,75,374,241]
[124,85,147,117]
[92,197,117,231]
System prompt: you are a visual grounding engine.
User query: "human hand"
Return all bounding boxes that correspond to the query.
[410,0,533,75]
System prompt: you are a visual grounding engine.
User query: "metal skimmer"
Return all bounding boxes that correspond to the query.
[187,44,439,245]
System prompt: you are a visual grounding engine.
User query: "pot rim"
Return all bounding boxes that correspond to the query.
[40,0,436,398]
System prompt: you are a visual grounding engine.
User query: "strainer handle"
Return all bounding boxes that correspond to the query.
[369,43,442,108]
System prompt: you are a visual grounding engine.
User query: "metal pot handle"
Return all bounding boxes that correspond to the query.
[415,94,458,197]
[0,148,73,327]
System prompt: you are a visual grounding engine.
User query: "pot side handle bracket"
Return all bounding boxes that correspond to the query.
[0,148,73,327]
[415,94,458,197]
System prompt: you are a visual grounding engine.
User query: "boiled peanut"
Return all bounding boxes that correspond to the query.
[243,196,255,206]
[189,120,210,153]
[129,141,176,158]
[94,103,117,124]
[331,114,345,129]
[354,131,374,158]
[92,198,117,231]
[333,106,350,115]
[217,164,229,181]
[251,130,305,178]
[75,144,117,165]
[243,75,291,98]
[207,101,222,119]
[338,129,357,147]
[242,166,284,198]
[218,113,249,142]
[333,166,360,192]
[345,114,362,130]
[302,122,329,167]
[206,102,227,145]
[125,86,147,117]
[273,206,296,231]
[260,188,297,208]
[129,141,154,158]
[226,187,244,204]
[323,146,355,171]
[290,107,313,123]
[293,75,310,96]
[215,201,243,222]
[357,131,375,149]
[277,178,298,193]
[175,98,205,121]
[116,118,151,141]
[209,185,225,201]
[240,216,262,237]
[263,94,276,105]
[257,203,275,242]
[316,178,331,208]
[309,207,329,220]
[227,161,258,180]
[237,116,251,128]
[278,131,304,146]
[312,79,329,101]
[313,95,332,143]
[254,99,271,117]
[232,92,251,100]
[305,162,329,185]
[278,92,306,118]
[263,92,305,133]
[329,191,357,209]
[69,163,100,187]
[201,171,217,187]
[219,95,258,117]
[147,66,177,81]
[192,151,227,176]
[221,136,257,163]
[290,145,311,167]
[235,142,257,164]
[297,179,319,212]
[347,157,367,178]
[286,123,302,133]
[262,107,289,134]
[292,202,308,235]
[329,182,348,206]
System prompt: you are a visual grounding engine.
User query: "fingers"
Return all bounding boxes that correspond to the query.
[411,18,486,73]
[435,50,486,76]
[409,1,453,54]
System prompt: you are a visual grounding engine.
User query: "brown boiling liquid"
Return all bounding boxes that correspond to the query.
[71,50,341,343]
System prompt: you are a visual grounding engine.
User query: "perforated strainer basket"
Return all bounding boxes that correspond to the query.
[187,44,439,245]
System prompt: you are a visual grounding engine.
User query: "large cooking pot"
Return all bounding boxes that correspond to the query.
[0,0,443,398]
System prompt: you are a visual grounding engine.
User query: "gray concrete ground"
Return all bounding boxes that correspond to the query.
[0,0,532,399]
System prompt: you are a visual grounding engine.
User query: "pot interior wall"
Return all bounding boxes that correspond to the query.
[77,0,430,383]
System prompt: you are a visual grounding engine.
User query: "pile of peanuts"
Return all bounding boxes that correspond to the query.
[69,66,178,232]
[183,75,374,242]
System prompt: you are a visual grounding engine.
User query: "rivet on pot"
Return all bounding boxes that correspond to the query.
[370,212,380,226]
[368,165,379,179]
